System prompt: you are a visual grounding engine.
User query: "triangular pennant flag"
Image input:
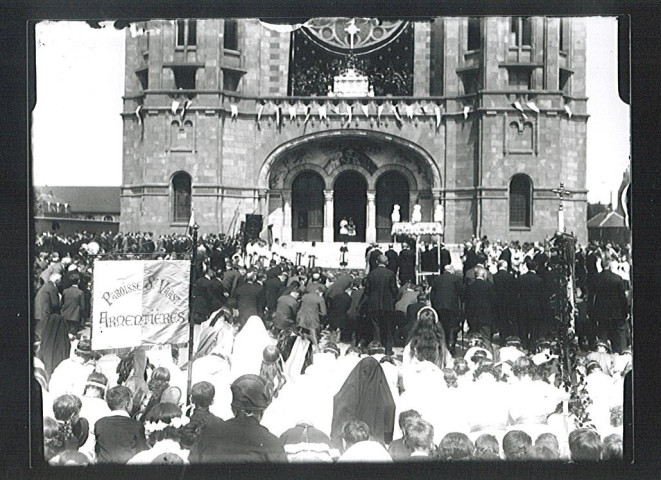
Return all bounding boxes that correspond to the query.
[513,101,527,119]
[230,103,238,119]
[332,104,341,115]
[564,105,572,118]
[318,104,327,120]
[257,103,264,123]
[182,99,192,117]
[135,105,143,125]
[171,99,180,115]
[361,103,369,118]
[288,105,297,121]
[393,104,402,122]
[527,101,540,113]
[420,106,427,115]
[463,106,471,119]
[304,105,311,124]
[434,105,442,129]
[188,208,196,235]
[406,104,414,119]
[347,103,353,124]
[275,105,281,125]
[377,104,384,122]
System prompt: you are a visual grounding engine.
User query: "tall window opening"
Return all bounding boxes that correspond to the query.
[176,19,197,47]
[510,17,532,47]
[467,17,481,51]
[224,19,238,50]
[172,172,192,223]
[509,174,533,228]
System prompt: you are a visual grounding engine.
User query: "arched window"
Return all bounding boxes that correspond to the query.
[509,174,532,228]
[172,172,192,223]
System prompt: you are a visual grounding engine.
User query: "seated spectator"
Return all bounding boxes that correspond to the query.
[52,394,89,451]
[337,420,392,462]
[568,428,603,461]
[388,410,420,460]
[43,416,66,462]
[526,445,558,461]
[279,422,334,463]
[502,430,532,460]
[189,374,287,462]
[474,434,500,459]
[127,403,190,464]
[601,433,623,461]
[179,381,224,449]
[405,418,435,459]
[535,432,561,459]
[436,432,474,460]
[94,386,148,463]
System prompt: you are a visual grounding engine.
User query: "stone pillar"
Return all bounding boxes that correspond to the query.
[282,191,292,243]
[366,190,376,244]
[258,189,268,216]
[324,190,334,242]
[433,189,442,223]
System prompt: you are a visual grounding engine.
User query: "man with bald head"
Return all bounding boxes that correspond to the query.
[363,254,398,355]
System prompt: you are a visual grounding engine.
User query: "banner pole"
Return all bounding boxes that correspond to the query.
[186,224,199,406]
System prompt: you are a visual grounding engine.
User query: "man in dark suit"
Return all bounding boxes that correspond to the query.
[430,265,464,353]
[34,272,61,341]
[498,243,513,272]
[517,259,546,351]
[462,242,478,276]
[61,272,86,335]
[232,270,265,328]
[398,243,416,285]
[464,253,494,286]
[192,269,216,325]
[493,260,518,342]
[221,264,242,297]
[439,243,452,272]
[385,244,399,277]
[210,241,227,273]
[367,244,383,274]
[363,254,399,355]
[591,257,629,353]
[263,270,286,318]
[271,289,300,332]
[95,386,148,463]
[463,267,497,341]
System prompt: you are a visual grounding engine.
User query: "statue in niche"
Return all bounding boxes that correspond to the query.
[434,204,444,223]
[412,204,422,223]
[391,204,401,223]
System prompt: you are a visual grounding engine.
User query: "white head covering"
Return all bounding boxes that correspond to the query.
[230,316,273,381]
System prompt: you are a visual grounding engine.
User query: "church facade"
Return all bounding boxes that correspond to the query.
[120,17,588,244]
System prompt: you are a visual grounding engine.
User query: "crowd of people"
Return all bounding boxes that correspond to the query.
[33,231,630,465]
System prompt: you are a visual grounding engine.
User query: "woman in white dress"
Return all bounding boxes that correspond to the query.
[230,315,273,381]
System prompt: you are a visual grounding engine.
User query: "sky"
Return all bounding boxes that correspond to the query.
[32,17,630,204]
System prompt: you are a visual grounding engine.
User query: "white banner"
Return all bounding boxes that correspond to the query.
[91,260,191,351]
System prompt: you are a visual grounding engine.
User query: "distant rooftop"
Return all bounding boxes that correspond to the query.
[35,186,120,214]
[587,209,626,229]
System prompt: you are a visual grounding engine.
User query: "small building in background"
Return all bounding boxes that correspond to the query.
[587,205,629,246]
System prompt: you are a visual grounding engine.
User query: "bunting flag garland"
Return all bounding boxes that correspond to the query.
[564,105,573,118]
[420,106,427,115]
[135,105,143,125]
[463,106,471,119]
[318,104,327,121]
[181,99,192,118]
[257,103,264,123]
[527,101,540,113]
[434,105,442,129]
[377,104,384,122]
[288,105,297,121]
[405,104,414,119]
[304,105,311,124]
[513,101,527,119]
[275,104,281,125]
[393,104,402,122]
[347,103,353,124]
[171,99,180,115]
[361,103,369,118]
[230,103,238,119]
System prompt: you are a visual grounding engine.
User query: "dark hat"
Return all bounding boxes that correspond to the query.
[230,374,271,411]
[75,338,92,356]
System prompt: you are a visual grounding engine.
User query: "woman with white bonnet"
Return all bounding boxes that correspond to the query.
[230,315,273,381]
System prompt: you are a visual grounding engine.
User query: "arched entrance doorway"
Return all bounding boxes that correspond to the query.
[292,171,324,241]
[376,171,410,242]
[334,171,367,242]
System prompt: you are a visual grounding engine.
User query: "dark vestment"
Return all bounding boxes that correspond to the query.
[189,415,287,463]
[430,272,464,350]
[330,357,396,448]
[37,314,71,376]
[591,270,629,353]
[498,248,513,272]
[440,247,452,271]
[94,414,148,464]
[327,291,352,331]
[192,276,216,324]
[517,271,546,350]
[398,249,416,284]
[385,249,399,276]
[264,276,285,314]
[464,278,498,339]
[463,248,478,276]
[492,269,518,339]
[233,281,265,327]
[363,266,398,355]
